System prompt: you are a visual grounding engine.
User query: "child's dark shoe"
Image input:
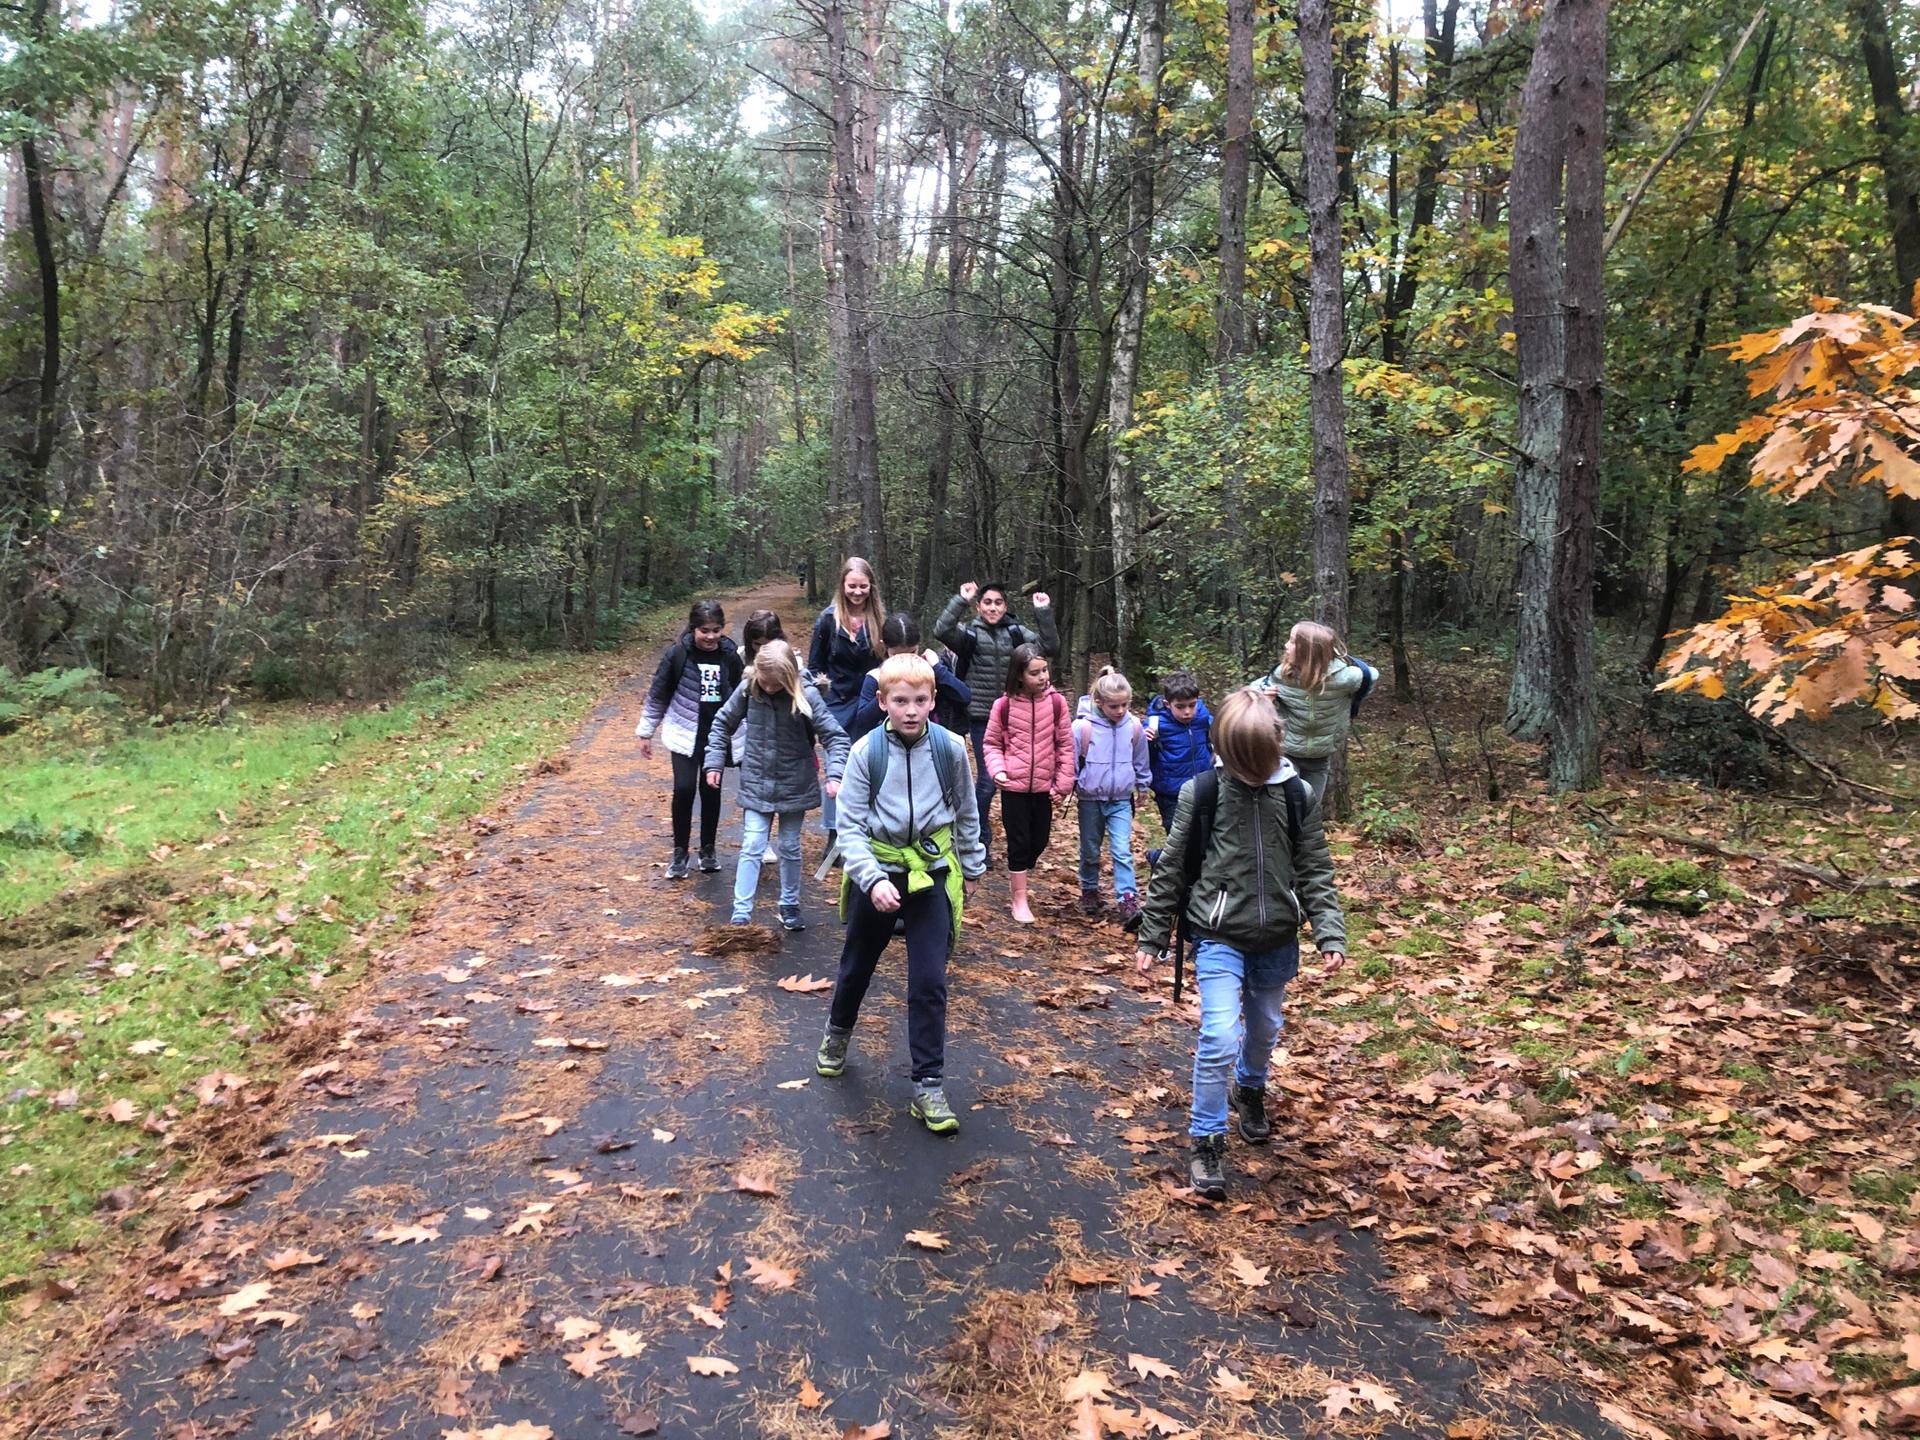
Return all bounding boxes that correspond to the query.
[779,904,806,931]
[665,849,691,880]
[698,848,722,873]
[1232,1084,1271,1144]
[1117,891,1141,923]
[1079,888,1104,916]
[1189,1134,1227,1200]
[910,1085,960,1135]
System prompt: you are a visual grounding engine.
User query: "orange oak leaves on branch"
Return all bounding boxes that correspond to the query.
[1660,296,1920,722]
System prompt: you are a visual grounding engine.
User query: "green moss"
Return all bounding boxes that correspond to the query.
[1355,955,1393,979]
[1391,928,1449,957]
[1606,853,1729,912]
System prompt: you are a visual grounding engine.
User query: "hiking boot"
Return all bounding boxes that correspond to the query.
[779,904,806,931]
[1189,1134,1227,1200]
[665,849,691,880]
[1117,891,1141,923]
[698,848,721,873]
[1233,1084,1272,1144]
[910,1085,960,1135]
[1080,888,1104,916]
[729,914,751,926]
[816,1029,850,1077]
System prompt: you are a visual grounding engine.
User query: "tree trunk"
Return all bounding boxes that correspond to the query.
[1102,0,1168,675]
[1214,0,1255,368]
[1548,0,1605,792]
[821,0,888,583]
[1504,0,1574,742]
[1853,0,1920,539]
[1301,0,1350,642]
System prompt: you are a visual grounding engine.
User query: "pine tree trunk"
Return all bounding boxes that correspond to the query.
[1301,0,1350,643]
[1102,0,1168,676]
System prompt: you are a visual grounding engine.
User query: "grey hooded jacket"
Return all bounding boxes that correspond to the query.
[935,594,1061,721]
[703,681,851,814]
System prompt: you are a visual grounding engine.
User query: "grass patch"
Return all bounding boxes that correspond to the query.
[0,643,636,1292]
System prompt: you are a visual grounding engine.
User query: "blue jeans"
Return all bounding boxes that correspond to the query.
[1189,939,1298,1137]
[1077,796,1137,896]
[969,719,997,852]
[732,809,805,920]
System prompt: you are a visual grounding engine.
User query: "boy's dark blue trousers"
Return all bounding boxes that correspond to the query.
[830,878,953,1083]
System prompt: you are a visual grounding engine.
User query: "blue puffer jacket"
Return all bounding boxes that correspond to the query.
[1145,695,1213,797]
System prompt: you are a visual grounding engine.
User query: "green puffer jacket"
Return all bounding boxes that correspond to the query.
[1135,763,1347,957]
[1261,656,1374,760]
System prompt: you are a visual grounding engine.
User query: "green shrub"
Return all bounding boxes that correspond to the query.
[0,666,121,734]
[1607,853,1727,912]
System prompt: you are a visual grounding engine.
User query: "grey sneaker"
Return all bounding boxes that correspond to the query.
[698,848,721,873]
[910,1085,960,1135]
[665,849,691,880]
[816,1029,850,1077]
[779,904,806,931]
[1189,1134,1227,1200]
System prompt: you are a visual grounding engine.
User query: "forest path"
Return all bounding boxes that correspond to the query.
[20,583,1615,1440]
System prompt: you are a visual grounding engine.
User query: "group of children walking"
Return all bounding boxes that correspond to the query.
[635,561,1376,1195]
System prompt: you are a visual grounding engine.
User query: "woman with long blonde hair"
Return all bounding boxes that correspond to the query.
[704,639,850,929]
[808,558,888,835]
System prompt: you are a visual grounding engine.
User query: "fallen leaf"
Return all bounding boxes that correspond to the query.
[1061,1368,1113,1403]
[1212,1366,1256,1402]
[613,1409,659,1437]
[564,1339,611,1378]
[1128,1353,1179,1381]
[687,1355,739,1376]
[1126,1279,1162,1299]
[733,1169,780,1196]
[777,1078,810,1089]
[443,1424,554,1440]
[264,1248,325,1272]
[554,1316,601,1341]
[798,1378,827,1410]
[473,1338,524,1372]
[905,1230,949,1251]
[745,1256,797,1291]
[104,1098,138,1124]
[218,1280,272,1316]
[605,1328,647,1358]
[373,1223,439,1245]
[777,973,833,993]
[688,1303,726,1330]
[651,1127,675,1143]
[1227,1250,1270,1288]
[837,1427,890,1440]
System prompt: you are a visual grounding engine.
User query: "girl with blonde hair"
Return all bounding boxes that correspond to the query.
[1262,621,1378,805]
[1134,686,1348,1200]
[704,639,851,930]
[809,558,888,836]
[1072,666,1152,919]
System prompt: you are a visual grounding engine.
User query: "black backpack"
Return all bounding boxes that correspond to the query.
[1126,770,1308,1002]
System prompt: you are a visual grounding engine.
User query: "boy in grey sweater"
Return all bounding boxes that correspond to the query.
[817,654,986,1133]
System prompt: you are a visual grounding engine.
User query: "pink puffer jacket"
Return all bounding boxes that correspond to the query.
[984,689,1076,798]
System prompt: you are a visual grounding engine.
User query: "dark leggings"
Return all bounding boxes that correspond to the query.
[829,879,952,1084]
[670,747,723,853]
[1001,790,1054,872]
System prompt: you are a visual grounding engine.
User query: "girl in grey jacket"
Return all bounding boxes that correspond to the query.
[1261,621,1378,806]
[704,640,851,930]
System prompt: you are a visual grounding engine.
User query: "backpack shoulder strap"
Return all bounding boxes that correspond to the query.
[933,726,963,809]
[1182,771,1222,889]
[1281,773,1307,851]
[865,725,891,794]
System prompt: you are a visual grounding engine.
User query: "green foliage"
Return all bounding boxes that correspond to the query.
[0,667,122,735]
[1607,853,1728,911]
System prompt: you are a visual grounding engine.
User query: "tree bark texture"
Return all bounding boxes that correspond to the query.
[1503,0,1574,743]
[1301,0,1351,642]
[1548,0,1605,792]
[1102,0,1169,676]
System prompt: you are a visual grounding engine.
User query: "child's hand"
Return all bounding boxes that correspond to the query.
[638,736,653,759]
[995,772,1012,787]
[826,780,840,799]
[1134,949,1156,974]
[964,878,979,904]
[959,581,978,603]
[1321,950,1347,973]
[870,879,902,913]
[704,770,721,788]
[1031,590,1050,610]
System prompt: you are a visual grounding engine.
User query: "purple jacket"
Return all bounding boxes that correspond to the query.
[1072,701,1151,801]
